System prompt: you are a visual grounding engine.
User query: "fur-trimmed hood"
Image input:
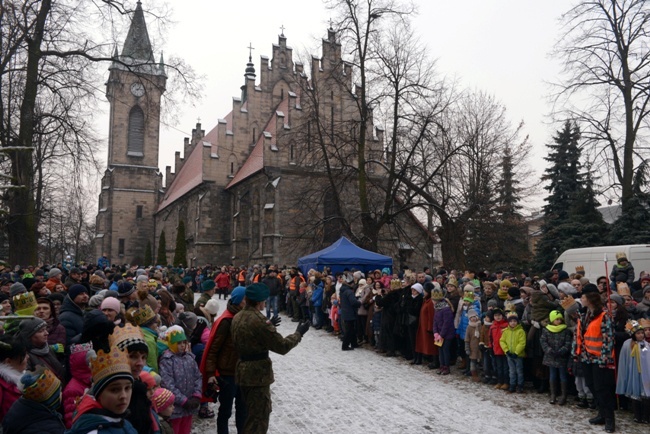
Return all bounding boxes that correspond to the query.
[0,362,24,391]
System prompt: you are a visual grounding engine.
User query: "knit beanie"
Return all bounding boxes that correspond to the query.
[177,312,198,336]
[21,368,62,409]
[47,268,62,279]
[467,308,479,319]
[549,310,564,324]
[19,317,47,339]
[139,371,156,389]
[68,284,88,301]
[100,296,121,313]
[487,299,498,309]
[507,287,520,299]
[89,294,104,309]
[164,325,187,354]
[205,299,220,316]
[152,388,175,413]
[9,282,26,297]
[412,283,423,295]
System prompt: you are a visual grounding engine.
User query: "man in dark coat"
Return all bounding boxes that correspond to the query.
[58,284,88,345]
[339,279,361,351]
[262,268,282,320]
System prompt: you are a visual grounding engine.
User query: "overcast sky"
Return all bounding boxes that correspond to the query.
[98,0,571,210]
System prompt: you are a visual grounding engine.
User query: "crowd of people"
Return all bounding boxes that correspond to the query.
[0,253,649,433]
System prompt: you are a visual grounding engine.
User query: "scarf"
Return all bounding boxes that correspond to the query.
[30,344,51,356]
[545,323,567,333]
[468,319,480,338]
[631,340,642,373]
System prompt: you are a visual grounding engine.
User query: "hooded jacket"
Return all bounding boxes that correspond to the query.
[2,397,65,434]
[0,363,22,421]
[63,348,93,428]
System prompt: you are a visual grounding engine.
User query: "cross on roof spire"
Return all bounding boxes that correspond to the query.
[329,18,334,29]
[280,25,285,36]
[247,42,255,62]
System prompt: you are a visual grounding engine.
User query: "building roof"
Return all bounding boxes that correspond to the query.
[157,142,204,211]
[226,97,288,189]
[122,1,154,62]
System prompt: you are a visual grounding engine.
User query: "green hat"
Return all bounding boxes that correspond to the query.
[245,283,270,302]
[201,280,216,292]
[549,310,564,324]
[182,276,192,284]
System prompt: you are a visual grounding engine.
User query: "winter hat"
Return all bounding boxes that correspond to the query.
[581,283,599,295]
[47,268,62,279]
[34,269,45,277]
[135,275,148,284]
[549,310,564,324]
[500,279,513,289]
[164,325,188,353]
[88,347,133,397]
[139,371,156,389]
[616,252,627,262]
[68,284,88,301]
[132,305,157,326]
[205,299,220,316]
[506,312,519,323]
[117,281,135,297]
[487,299,498,309]
[230,286,246,305]
[358,279,367,287]
[423,282,434,294]
[9,282,26,297]
[463,288,475,303]
[136,269,147,277]
[182,276,192,285]
[412,283,424,295]
[152,387,175,413]
[557,270,570,281]
[507,287,520,299]
[467,308,479,320]
[492,308,504,317]
[109,323,147,354]
[245,283,270,302]
[13,291,37,316]
[89,294,105,309]
[100,296,121,314]
[0,293,8,304]
[538,279,547,288]
[381,268,391,275]
[93,270,107,280]
[177,312,198,336]
[557,282,576,297]
[201,280,216,293]
[609,292,624,306]
[21,368,62,409]
[18,317,47,339]
[497,287,509,300]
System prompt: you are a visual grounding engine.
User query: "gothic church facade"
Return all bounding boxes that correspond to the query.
[95,3,433,268]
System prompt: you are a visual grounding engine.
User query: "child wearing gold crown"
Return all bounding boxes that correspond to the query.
[159,325,202,434]
[68,347,137,434]
[616,319,650,424]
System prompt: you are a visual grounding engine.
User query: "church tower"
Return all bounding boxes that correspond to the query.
[94,1,166,265]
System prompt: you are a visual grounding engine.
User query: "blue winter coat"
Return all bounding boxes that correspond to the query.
[66,413,138,434]
[457,300,481,340]
[311,282,324,307]
[339,284,360,321]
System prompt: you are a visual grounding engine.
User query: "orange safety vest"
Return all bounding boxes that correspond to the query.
[238,270,246,283]
[253,273,261,283]
[289,275,305,291]
[576,311,605,357]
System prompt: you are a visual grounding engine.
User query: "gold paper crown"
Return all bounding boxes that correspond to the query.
[575,265,585,274]
[109,323,145,351]
[132,305,156,326]
[88,346,132,387]
[22,368,61,403]
[390,279,402,290]
[616,282,631,297]
[12,291,36,311]
[625,320,643,335]
[463,289,475,299]
[148,279,158,287]
[639,318,650,329]
[560,297,577,310]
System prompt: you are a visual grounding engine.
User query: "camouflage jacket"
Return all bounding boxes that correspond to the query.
[194,292,211,311]
[231,306,302,386]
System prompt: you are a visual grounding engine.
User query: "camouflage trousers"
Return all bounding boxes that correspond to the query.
[240,384,272,434]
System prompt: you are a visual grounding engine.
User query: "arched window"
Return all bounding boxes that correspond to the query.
[127,106,145,156]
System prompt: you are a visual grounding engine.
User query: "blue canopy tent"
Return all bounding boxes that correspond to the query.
[297,237,393,276]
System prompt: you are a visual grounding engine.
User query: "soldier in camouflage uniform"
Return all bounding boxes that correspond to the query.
[194,280,216,315]
[231,283,310,434]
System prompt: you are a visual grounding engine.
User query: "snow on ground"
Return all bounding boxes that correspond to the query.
[191,296,640,434]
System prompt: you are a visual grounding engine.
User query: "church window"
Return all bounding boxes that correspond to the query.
[281,88,284,100]
[290,143,295,161]
[136,205,143,219]
[118,238,125,256]
[127,106,145,157]
[252,128,256,144]
[231,162,234,174]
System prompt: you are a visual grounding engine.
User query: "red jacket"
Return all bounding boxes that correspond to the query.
[63,349,92,428]
[415,298,438,356]
[215,272,231,290]
[489,318,508,356]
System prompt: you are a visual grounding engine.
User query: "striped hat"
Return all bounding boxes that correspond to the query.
[21,368,62,409]
[152,387,175,413]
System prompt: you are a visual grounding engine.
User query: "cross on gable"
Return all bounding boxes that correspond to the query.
[280,25,285,36]
[247,42,255,61]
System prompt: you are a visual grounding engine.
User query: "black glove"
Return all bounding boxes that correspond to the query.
[296,320,311,336]
[184,396,200,411]
[507,351,517,359]
[270,315,281,327]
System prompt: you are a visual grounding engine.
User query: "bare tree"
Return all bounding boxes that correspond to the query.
[0,0,199,265]
[553,0,650,206]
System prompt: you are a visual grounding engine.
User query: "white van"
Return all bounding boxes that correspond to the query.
[551,245,650,283]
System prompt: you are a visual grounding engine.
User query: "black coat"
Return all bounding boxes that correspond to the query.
[339,284,360,321]
[2,398,65,434]
[58,295,84,345]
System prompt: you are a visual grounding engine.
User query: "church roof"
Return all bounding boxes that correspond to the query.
[157,141,204,211]
[226,97,289,189]
[122,1,154,62]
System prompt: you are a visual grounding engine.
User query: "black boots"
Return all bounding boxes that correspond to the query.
[589,413,605,425]
[604,409,615,432]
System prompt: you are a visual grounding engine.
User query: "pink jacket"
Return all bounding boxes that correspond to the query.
[63,349,92,428]
[201,326,210,345]
[0,363,22,422]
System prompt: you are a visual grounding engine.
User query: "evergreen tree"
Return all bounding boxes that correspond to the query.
[534,121,608,272]
[609,162,650,243]
[157,230,167,266]
[144,241,152,266]
[173,220,186,267]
